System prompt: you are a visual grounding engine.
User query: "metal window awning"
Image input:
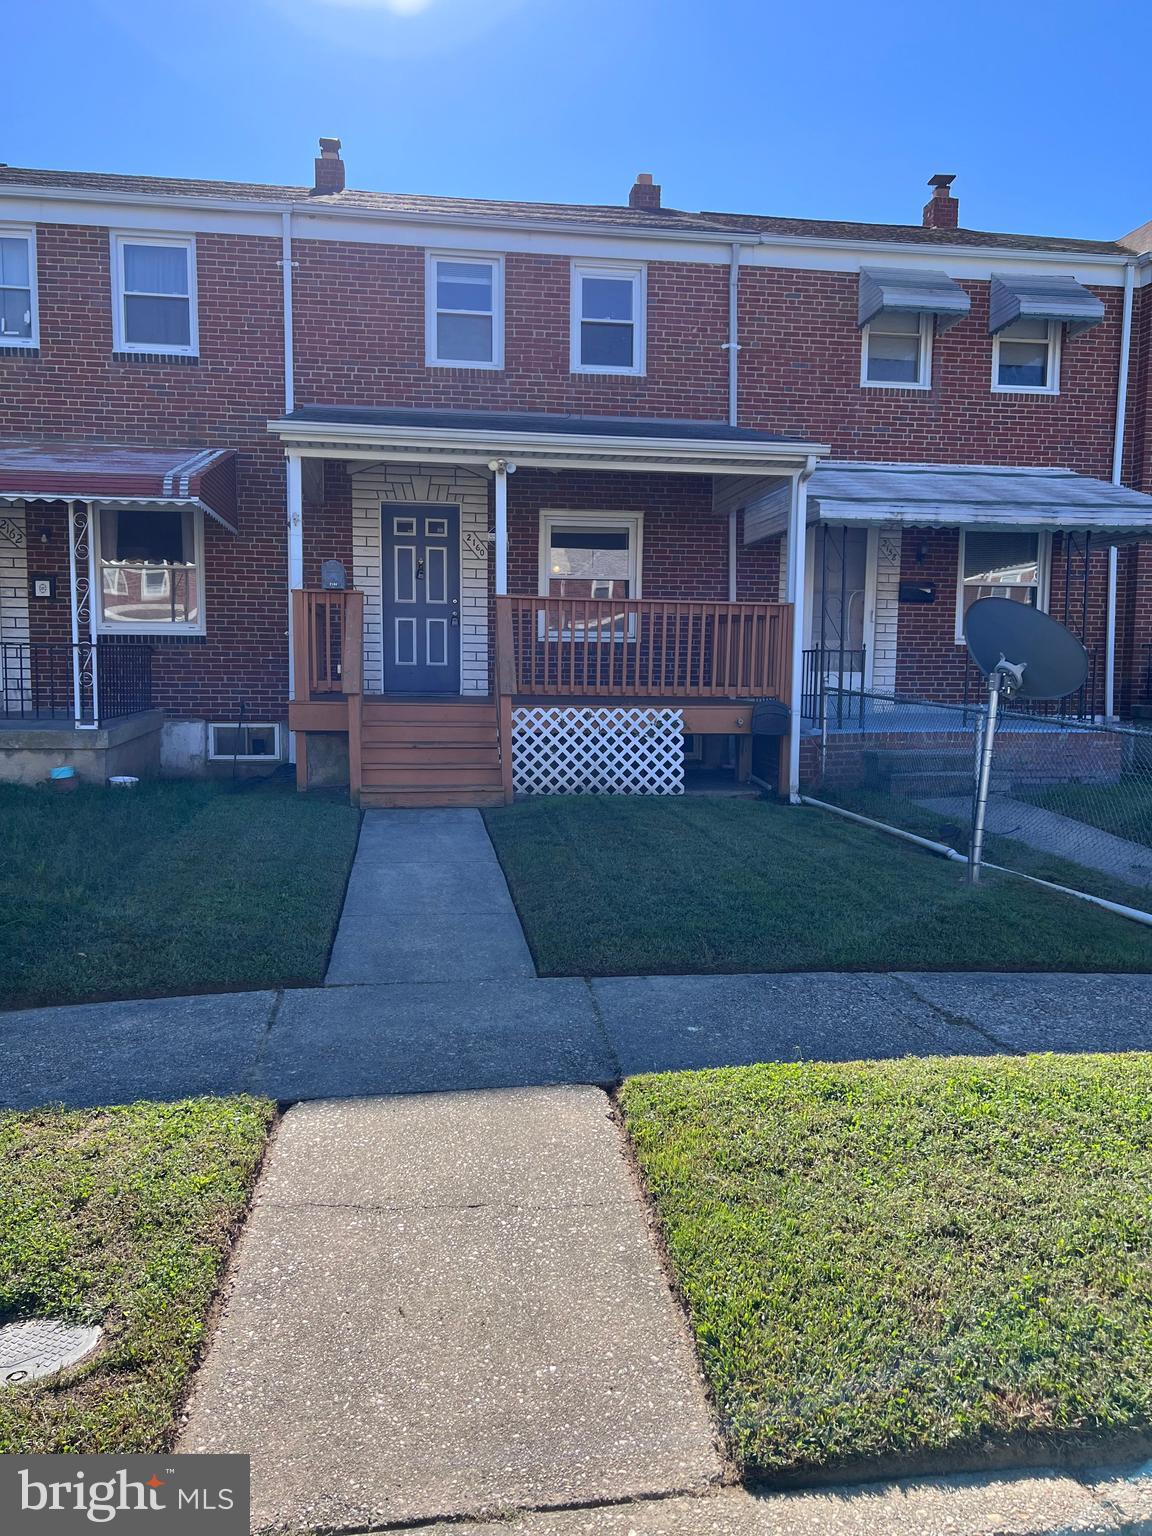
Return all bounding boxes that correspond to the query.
[0,445,238,532]
[989,273,1105,337]
[858,267,970,332]
[806,461,1152,544]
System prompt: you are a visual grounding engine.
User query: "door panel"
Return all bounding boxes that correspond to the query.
[381,507,461,694]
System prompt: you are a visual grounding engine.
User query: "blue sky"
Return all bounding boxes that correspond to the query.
[6,0,1148,239]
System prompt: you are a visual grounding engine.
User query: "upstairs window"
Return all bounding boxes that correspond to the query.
[0,229,37,347]
[96,506,204,633]
[426,253,503,368]
[861,310,931,387]
[992,317,1060,393]
[571,263,646,375]
[112,234,197,355]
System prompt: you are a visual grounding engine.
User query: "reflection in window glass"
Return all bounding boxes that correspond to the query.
[961,530,1041,622]
[97,506,200,627]
[547,525,632,598]
[865,310,924,384]
[996,318,1052,388]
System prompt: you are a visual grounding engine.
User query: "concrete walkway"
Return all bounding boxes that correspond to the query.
[918,794,1152,888]
[179,1088,721,1532]
[326,810,535,983]
[7,971,1152,1109]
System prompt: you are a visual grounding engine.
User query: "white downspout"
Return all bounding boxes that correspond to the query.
[725,243,741,428]
[786,458,818,802]
[281,211,301,758]
[1105,259,1136,720]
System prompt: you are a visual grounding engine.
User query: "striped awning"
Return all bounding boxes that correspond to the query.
[989,273,1105,337]
[858,267,971,332]
[0,445,238,531]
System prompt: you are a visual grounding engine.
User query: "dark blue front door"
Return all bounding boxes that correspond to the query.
[381,506,461,694]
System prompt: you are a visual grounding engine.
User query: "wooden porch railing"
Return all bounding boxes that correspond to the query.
[292,588,364,699]
[291,588,365,797]
[495,596,792,701]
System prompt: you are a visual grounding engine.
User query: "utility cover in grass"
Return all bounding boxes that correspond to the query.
[621,1054,1152,1481]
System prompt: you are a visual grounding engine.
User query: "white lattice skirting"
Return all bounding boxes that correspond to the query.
[512,706,685,795]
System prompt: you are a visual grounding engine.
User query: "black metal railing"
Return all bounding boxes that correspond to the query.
[801,647,867,728]
[1,641,153,724]
[963,648,1100,721]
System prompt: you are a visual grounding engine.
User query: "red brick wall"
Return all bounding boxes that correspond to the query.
[0,222,289,719]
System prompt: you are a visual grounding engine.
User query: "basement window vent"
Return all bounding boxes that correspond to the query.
[209,723,281,761]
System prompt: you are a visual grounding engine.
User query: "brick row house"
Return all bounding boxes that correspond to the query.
[2,143,1152,802]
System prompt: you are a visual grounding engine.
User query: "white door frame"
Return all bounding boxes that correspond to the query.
[804,522,878,689]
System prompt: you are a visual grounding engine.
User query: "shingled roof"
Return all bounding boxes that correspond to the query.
[0,163,1133,256]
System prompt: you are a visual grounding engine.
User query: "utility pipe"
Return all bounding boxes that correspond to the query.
[725,243,741,428]
[280,210,296,416]
[1105,259,1136,719]
[786,457,818,802]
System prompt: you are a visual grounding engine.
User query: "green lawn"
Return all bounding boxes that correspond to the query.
[0,777,360,1009]
[622,1055,1152,1481]
[1020,778,1152,850]
[484,797,1152,975]
[0,1096,273,1453]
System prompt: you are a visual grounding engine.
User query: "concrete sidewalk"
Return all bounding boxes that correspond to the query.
[6,971,1152,1109]
[178,1088,721,1532]
[325,809,536,983]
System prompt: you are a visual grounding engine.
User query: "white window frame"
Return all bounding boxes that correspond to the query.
[538,510,644,597]
[860,311,932,390]
[424,251,504,369]
[0,225,39,349]
[991,319,1061,395]
[954,528,1051,644]
[208,722,282,761]
[570,261,646,376]
[110,232,199,357]
[94,504,207,636]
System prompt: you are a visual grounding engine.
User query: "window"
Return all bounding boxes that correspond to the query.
[111,234,197,355]
[571,263,646,375]
[0,228,37,347]
[96,506,204,633]
[209,723,281,760]
[955,529,1049,642]
[426,254,503,368]
[539,512,643,640]
[861,310,931,387]
[992,318,1060,393]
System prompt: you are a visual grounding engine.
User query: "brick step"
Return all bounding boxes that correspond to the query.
[359,787,507,809]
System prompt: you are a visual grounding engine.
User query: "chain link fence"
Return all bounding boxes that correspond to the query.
[800,688,1152,923]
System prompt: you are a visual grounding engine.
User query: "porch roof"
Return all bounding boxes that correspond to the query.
[805,462,1152,544]
[268,406,828,475]
[0,444,238,532]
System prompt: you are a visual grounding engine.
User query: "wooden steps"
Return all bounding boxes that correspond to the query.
[357,697,506,809]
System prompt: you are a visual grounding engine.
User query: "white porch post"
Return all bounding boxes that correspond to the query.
[1105,544,1118,720]
[286,451,304,761]
[785,460,816,803]
[489,458,514,595]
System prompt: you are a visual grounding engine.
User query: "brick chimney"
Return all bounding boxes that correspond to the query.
[628,173,661,211]
[923,173,958,229]
[312,137,345,195]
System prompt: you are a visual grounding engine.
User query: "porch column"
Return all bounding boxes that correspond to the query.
[1105,544,1118,720]
[286,452,304,762]
[489,458,515,595]
[784,461,817,803]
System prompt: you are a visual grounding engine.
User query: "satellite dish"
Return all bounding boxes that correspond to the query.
[964,598,1089,702]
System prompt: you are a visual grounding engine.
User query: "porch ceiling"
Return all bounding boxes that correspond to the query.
[268,405,828,476]
[0,444,239,532]
[806,462,1152,545]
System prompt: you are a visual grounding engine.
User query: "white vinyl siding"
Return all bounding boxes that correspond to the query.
[0,227,37,348]
[111,233,198,356]
[425,253,503,368]
[570,262,646,375]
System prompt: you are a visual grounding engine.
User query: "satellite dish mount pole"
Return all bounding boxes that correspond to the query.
[968,655,1025,885]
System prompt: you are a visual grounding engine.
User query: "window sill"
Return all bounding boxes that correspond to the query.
[426,358,503,371]
[990,384,1059,396]
[570,366,646,378]
[97,629,206,643]
[860,379,931,391]
[111,351,199,366]
[0,344,39,358]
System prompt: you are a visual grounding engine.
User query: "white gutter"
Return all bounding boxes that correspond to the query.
[1105,258,1136,718]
